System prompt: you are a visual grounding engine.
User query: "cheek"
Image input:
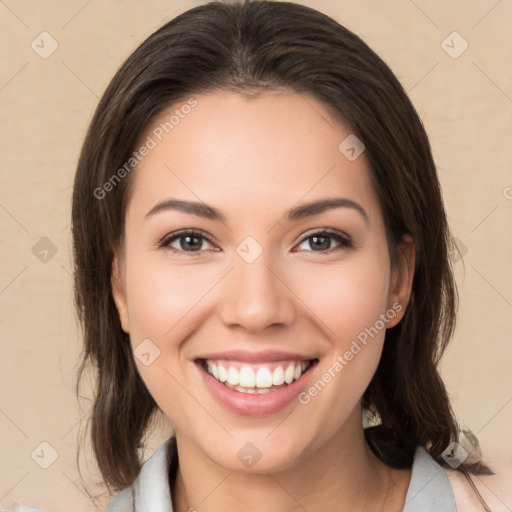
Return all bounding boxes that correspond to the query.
[124,253,221,341]
[290,260,391,445]
[123,254,197,425]
[292,249,391,403]
[293,252,391,344]
[123,250,227,417]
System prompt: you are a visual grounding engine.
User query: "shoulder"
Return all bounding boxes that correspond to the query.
[106,437,174,512]
[443,459,512,512]
[442,467,489,511]
[105,488,134,512]
[406,445,512,511]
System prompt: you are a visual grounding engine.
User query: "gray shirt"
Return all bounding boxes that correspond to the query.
[106,438,457,511]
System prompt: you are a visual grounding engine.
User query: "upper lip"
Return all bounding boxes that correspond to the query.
[196,350,317,363]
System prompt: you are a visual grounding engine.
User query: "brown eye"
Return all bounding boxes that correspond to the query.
[296,230,352,253]
[161,230,215,253]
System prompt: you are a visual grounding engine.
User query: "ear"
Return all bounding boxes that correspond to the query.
[111,253,130,333]
[386,234,415,328]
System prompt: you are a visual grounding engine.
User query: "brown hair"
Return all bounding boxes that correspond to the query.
[72,0,479,497]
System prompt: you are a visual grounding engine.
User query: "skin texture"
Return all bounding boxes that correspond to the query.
[111,90,416,511]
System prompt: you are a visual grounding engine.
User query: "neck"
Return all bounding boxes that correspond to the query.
[171,410,411,512]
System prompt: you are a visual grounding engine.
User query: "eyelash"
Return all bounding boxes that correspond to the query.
[159,228,353,256]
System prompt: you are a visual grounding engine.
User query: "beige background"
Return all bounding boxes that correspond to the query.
[0,0,511,510]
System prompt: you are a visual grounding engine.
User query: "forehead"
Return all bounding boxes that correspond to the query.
[127,90,381,224]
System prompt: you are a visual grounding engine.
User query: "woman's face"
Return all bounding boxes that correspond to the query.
[112,90,414,473]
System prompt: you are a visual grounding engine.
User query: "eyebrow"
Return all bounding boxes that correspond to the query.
[146,197,369,225]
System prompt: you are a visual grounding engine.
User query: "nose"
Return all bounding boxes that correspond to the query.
[218,250,296,334]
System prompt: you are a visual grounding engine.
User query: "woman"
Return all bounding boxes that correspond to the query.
[70,1,494,510]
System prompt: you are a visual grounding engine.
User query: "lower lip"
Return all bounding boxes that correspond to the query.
[197,361,316,417]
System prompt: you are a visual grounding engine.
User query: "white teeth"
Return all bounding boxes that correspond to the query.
[239,366,256,387]
[284,364,295,384]
[225,383,275,394]
[218,364,227,382]
[272,366,285,385]
[227,366,239,386]
[204,359,312,390]
[256,367,273,388]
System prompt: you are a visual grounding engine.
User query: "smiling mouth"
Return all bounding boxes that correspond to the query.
[196,358,319,395]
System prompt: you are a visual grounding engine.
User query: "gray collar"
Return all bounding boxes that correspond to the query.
[403,446,457,511]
